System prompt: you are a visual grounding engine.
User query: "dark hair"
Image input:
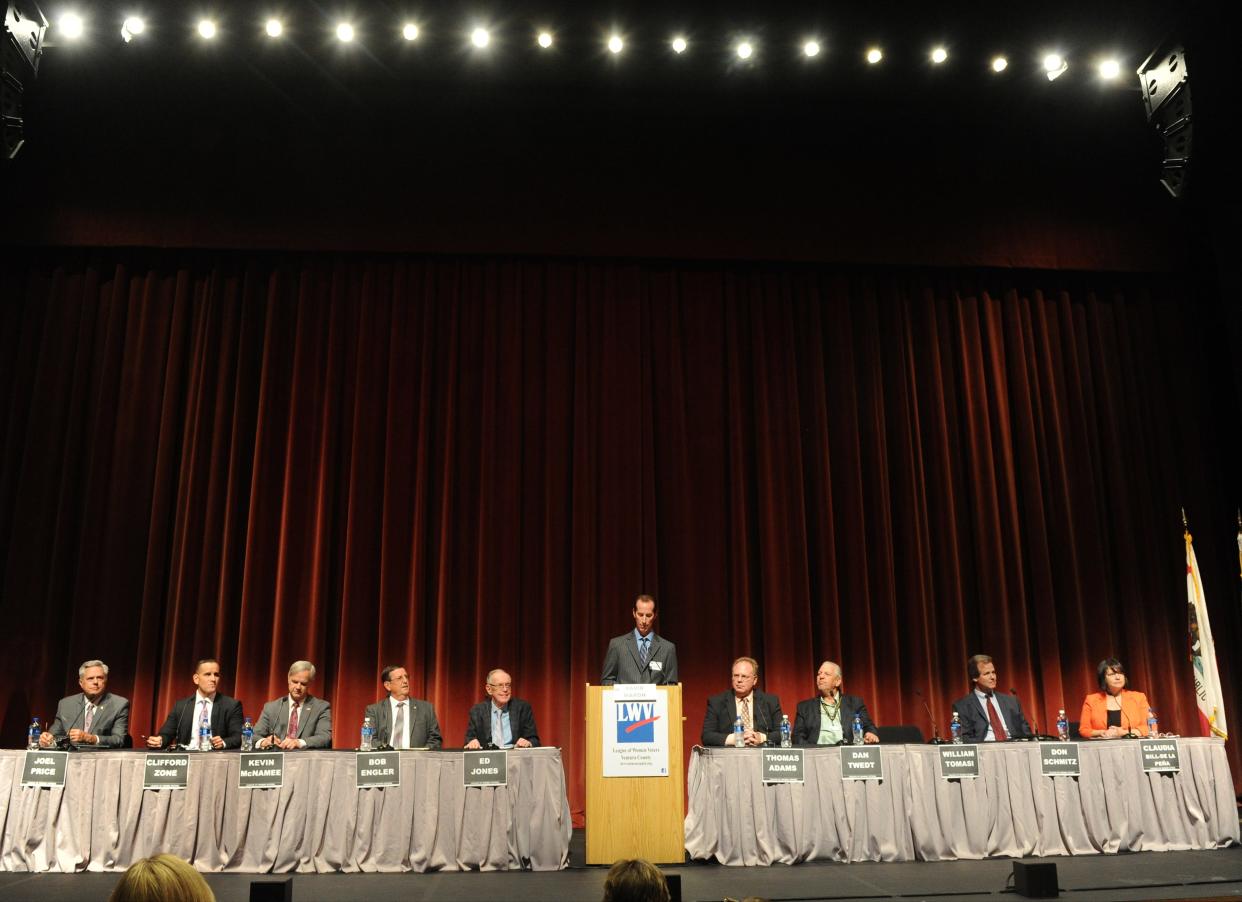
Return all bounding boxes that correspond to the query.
[193,658,221,673]
[634,594,656,610]
[602,858,670,902]
[967,654,993,681]
[381,665,406,683]
[1097,658,1125,691]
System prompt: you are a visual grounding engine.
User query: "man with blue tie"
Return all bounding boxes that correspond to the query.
[600,594,679,685]
[464,669,540,749]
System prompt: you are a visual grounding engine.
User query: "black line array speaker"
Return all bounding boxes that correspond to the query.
[1012,860,1059,898]
[1,0,46,159]
[1137,41,1192,199]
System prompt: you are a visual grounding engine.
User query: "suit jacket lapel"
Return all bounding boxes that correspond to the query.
[627,633,644,675]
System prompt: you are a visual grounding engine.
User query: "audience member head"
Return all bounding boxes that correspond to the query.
[602,857,670,902]
[107,854,215,902]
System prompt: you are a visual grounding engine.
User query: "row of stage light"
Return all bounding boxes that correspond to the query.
[52,13,1128,81]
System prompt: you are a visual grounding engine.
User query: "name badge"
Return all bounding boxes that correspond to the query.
[239,752,285,789]
[841,745,884,780]
[144,754,190,789]
[22,750,67,787]
[761,748,804,783]
[938,745,980,779]
[356,751,401,788]
[1140,739,1181,773]
[1039,742,1081,777]
[649,661,663,671]
[464,750,508,786]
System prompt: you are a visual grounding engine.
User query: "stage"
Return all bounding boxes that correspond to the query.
[2,833,1241,901]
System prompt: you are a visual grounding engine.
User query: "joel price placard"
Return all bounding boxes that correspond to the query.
[602,685,669,778]
[21,750,67,787]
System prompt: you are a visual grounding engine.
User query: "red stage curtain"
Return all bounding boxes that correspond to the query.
[1,249,1238,818]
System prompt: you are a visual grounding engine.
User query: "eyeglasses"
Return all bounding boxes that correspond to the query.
[488,682,512,690]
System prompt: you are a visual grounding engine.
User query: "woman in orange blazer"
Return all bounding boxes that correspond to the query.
[1079,658,1152,738]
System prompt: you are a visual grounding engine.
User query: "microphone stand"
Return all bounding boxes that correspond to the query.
[1009,687,1050,741]
[915,688,946,744]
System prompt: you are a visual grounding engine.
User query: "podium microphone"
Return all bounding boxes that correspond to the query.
[914,688,945,744]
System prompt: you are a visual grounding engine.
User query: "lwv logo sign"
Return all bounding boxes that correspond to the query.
[616,701,660,742]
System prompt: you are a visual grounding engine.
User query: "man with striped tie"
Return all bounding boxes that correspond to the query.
[600,594,679,685]
[254,661,333,749]
[40,659,130,748]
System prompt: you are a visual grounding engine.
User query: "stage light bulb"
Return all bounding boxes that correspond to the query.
[265,19,282,37]
[1098,59,1120,80]
[608,35,623,54]
[1043,53,1063,72]
[197,20,216,39]
[121,16,145,42]
[803,41,820,58]
[931,47,947,64]
[538,31,552,48]
[866,47,882,64]
[336,22,354,42]
[403,23,419,41]
[992,56,1008,72]
[58,12,84,39]
[736,41,752,60]
[671,36,687,54]
[471,27,490,48]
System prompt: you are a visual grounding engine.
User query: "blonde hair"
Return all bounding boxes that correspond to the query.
[108,854,215,902]
[602,858,670,902]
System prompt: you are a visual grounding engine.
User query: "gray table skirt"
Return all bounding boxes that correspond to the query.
[684,738,1238,865]
[0,748,571,873]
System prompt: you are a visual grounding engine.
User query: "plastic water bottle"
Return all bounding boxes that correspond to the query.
[27,718,40,750]
[1055,709,1068,741]
[1147,707,1158,737]
[950,712,962,744]
[780,715,792,748]
[241,717,254,751]
[198,705,211,751]
[852,713,864,745]
[360,716,374,751]
[733,715,744,747]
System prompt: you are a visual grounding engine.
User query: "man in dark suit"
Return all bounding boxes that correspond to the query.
[147,658,245,750]
[701,656,783,746]
[254,660,333,749]
[464,668,540,749]
[39,659,130,748]
[793,661,879,745]
[600,594,679,685]
[951,654,1032,742]
[363,665,442,749]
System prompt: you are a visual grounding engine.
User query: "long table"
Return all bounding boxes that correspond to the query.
[0,748,571,873]
[684,738,1238,865]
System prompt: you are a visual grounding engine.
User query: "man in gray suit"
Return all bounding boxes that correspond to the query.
[601,594,679,685]
[254,660,333,749]
[40,659,130,748]
[363,665,442,749]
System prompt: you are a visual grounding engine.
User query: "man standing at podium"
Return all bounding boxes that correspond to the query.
[600,594,679,685]
[701,657,783,746]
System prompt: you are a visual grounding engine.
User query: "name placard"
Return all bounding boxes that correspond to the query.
[1140,739,1181,773]
[1039,742,1080,777]
[761,748,804,783]
[938,745,980,779]
[464,750,508,786]
[356,751,401,788]
[239,752,285,789]
[144,754,190,790]
[841,745,883,780]
[21,750,67,787]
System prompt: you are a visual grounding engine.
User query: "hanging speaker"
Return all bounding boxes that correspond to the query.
[1137,41,1192,198]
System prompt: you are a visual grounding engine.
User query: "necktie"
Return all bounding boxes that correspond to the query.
[741,697,753,732]
[639,637,649,665]
[492,707,502,747]
[393,701,406,749]
[287,700,300,740]
[84,702,95,735]
[986,695,1008,741]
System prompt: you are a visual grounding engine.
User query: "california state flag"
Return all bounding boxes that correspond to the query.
[1186,527,1227,738]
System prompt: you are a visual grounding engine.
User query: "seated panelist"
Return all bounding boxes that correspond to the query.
[464,668,540,749]
[1079,657,1152,738]
[793,661,879,745]
[701,656,783,747]
[147,658,244,749]
[40,659,130,748]
[254,660,332,749]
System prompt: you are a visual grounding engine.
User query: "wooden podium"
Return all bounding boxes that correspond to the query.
[584,683,685,864]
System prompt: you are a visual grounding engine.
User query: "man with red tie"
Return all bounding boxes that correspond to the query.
[254,661,333,749]
[951,654,1031,742]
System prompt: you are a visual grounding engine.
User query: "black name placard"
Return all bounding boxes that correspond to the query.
[464,750,507,786]
[841,745,883,780]
[239,752,285,789]
[1039,742,1080,777]
[144,754,190,790]
[761,749,804,783]
[22,750,67,787]
[938,745,980,779]
[356,751,401,788]
[1140,739,1181,773]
